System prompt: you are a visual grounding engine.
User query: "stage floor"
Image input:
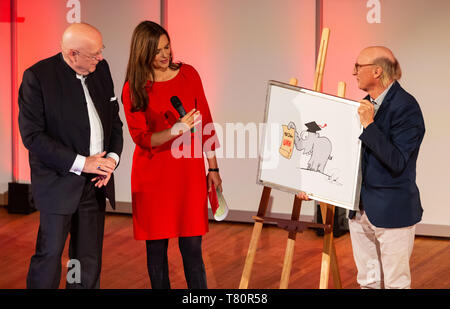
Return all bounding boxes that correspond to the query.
[0,206,449,289]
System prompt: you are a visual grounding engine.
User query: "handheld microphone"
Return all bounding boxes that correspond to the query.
[170,96,186,118]
[170,96,195,133]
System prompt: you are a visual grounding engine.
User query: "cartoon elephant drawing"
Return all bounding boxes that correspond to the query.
[288,121,332,174]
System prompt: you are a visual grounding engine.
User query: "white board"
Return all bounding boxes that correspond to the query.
[258,81,363,210]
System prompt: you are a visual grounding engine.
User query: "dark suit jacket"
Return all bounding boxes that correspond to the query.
[18,53,123,215]
[359,81,425,228]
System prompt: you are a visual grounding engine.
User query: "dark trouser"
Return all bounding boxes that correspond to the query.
[146,236,207,289]
[26,181,106,289]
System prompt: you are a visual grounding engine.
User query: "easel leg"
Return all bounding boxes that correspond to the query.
[319,203,333,289]
[239,186,271,289]
[330,241,342,289]
[319,203,342,289]
[239,220,264,289]
[279,197,302,289]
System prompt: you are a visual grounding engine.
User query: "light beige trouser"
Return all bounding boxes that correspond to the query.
[348,211,416,289]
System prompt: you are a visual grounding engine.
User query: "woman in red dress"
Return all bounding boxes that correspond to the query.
[122,21,222,289]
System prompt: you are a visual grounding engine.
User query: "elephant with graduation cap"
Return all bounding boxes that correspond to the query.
[287,121,332,174]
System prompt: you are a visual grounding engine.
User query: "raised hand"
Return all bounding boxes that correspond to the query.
[358,100,375,129]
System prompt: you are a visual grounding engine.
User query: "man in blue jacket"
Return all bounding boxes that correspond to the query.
[350,46,425,288]
[297,46,424,288]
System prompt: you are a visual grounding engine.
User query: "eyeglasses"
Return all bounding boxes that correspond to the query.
[353,63,376,74]
[74,45,105,61]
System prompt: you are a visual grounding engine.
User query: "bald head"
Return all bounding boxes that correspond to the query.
[355,46,401,94]
[61,23,104,75]
[359,46,396,64]
[61,23,102,52]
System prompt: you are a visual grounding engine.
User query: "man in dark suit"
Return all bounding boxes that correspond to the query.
[18,23,123,288]
[349,46,425,288]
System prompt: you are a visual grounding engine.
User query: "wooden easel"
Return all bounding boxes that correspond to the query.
[239,28,345,289]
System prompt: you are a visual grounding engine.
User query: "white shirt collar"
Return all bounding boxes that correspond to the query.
[371,82,394,106]
[76,74,87,81]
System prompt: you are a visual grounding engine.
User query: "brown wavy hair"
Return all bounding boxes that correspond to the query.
[124,21,181,112]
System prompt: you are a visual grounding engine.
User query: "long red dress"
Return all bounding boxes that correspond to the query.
[122,64,218,240]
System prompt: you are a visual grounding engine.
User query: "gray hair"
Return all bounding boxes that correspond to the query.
[373,57,402,87]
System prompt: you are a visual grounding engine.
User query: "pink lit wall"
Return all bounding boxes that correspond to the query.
[0,0,12,192]
[15,0,73,183]
[9,0,161,203]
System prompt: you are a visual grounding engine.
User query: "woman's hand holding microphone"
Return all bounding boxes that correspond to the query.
[171,108,201,136]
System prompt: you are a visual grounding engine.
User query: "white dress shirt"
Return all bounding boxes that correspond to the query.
[70,74,119,175]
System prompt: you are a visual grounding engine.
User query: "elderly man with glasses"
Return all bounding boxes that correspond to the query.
[19,23,123,288]
[350,46,425,289]
[298,46,425,289]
